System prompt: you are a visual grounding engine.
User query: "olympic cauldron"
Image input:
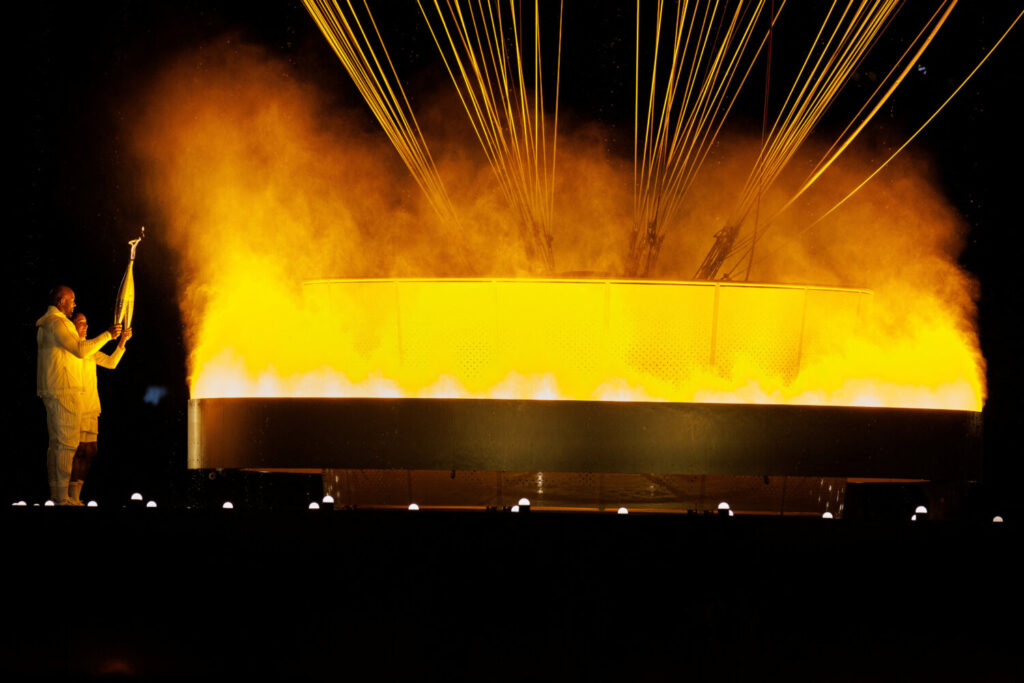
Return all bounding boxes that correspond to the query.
[188,279,981,513]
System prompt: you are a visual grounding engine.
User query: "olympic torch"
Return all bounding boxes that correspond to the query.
[114,227,144,331]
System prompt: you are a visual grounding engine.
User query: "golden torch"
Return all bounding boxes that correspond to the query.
[114,227,144,330]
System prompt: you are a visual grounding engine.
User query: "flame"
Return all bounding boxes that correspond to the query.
[131,43,984,413]
[187,278,982,412]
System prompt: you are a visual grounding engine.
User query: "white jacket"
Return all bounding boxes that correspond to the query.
[36,306,112,397]
[81,347,125,417]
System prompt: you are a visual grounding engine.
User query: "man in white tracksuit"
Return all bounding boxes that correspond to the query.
[70,312,132,504]
[36,286,121,505]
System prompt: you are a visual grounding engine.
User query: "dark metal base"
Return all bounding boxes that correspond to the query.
[189,398,982,480]
[321,470,847,514]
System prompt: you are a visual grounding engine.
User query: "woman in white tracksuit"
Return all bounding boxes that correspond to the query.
[70,312,132,505]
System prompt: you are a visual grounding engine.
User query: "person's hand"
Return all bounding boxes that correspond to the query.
[108,324,122,339]
[119,327,133,346]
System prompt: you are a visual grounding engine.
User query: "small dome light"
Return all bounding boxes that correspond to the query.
[511,505,520,513]
[518,498,531,507]
[12,501,27,507]
[914,505,928,515]
[309,502,320,510]
[718,502,730,510]
[322,495,335,505]
[992,515,1004,523]
[44,500,55,507]
[87,501,98,507]
[222,501,234,509]
[131,493,143,501]
[822,512,834,519]
[729,509,735,517]
[146,501,157,508]
[408,503,420,511]
[617,507,629,515]
[911,514,917,521]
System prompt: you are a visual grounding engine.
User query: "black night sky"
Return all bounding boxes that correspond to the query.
[8,2,1023,513]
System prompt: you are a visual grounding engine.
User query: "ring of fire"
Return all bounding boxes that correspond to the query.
[188,278,982,511]
[191,278,981,412]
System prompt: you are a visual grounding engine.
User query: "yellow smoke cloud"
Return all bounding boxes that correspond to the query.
[130,41,984,411]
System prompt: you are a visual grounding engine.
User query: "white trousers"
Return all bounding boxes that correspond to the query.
[42,392,82,501]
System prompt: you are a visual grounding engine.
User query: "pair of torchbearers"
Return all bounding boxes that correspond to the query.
[35,230,141,505]
[36,287,132,505]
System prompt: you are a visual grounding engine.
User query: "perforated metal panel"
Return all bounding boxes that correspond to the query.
[325,280,401,379]
[397,280,500,390]
[303,279,869,398]
[608,282,716,388]
[714,285,805,382]
[801,288,867,362]
[495,280,609,394]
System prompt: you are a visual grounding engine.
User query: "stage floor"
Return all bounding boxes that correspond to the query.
[5,507,1019,680]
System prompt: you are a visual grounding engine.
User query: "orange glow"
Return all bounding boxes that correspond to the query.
[131,44,985,413]
[188,278,982,412]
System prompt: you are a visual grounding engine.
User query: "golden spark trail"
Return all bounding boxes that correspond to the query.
[747,4,1024,266]
[630,0,773,277]
[775,0,957,214]
[695,0,910,280]
[302,0,472,268]
[418,0,562,273]
[723,0,963,272]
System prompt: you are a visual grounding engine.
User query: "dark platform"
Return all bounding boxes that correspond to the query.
[4,507,1020,680]
[190,398,983,480]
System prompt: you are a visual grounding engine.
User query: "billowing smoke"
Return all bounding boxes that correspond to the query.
[131,41,984,409]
